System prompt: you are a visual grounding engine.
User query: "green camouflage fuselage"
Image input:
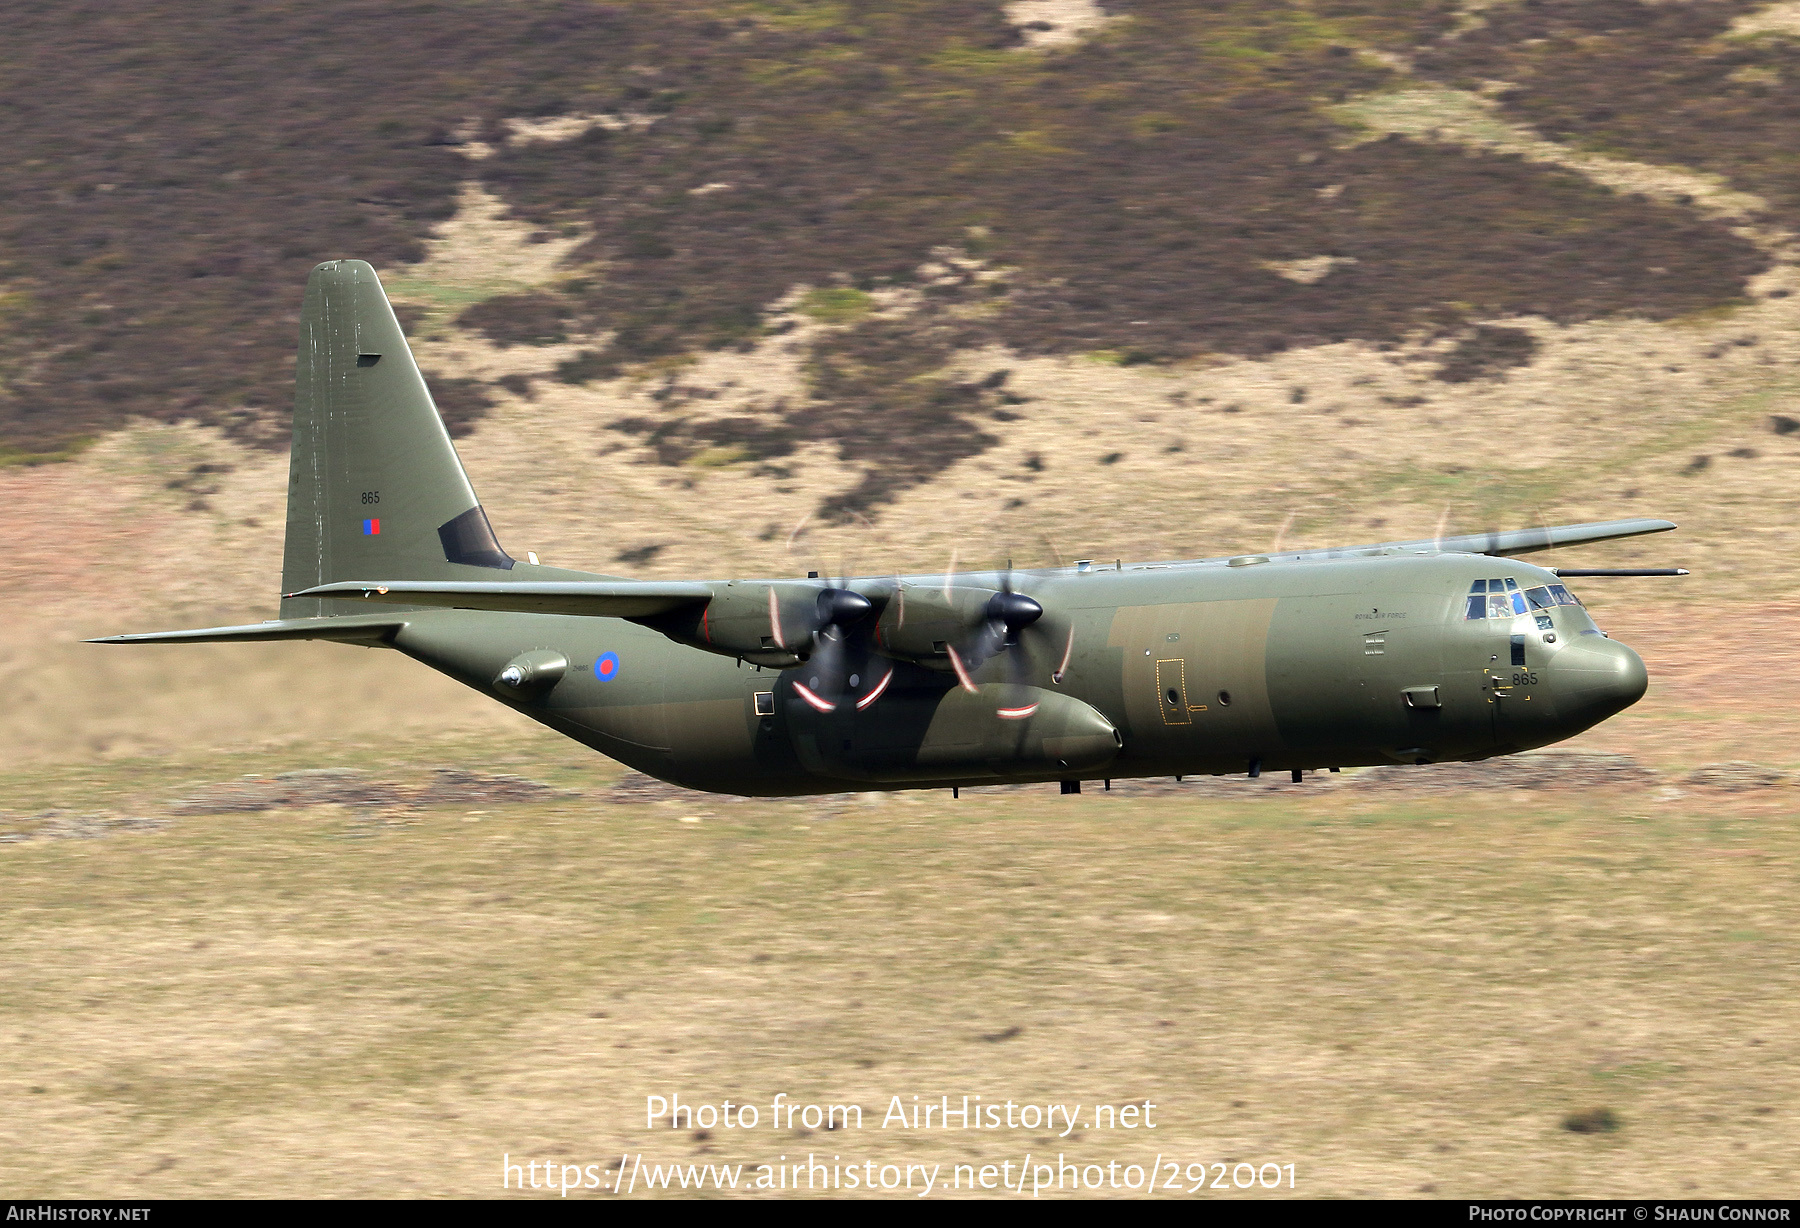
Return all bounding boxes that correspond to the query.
[384,552,1643,796]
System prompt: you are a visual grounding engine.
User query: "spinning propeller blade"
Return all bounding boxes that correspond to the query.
[1051,623,1076,685]
[941,559,1046,711]
[774,571,877,713]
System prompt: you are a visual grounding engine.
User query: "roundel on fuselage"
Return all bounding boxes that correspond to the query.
[595,651,620,681]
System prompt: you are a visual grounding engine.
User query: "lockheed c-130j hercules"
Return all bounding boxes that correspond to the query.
[96,261,1684,796]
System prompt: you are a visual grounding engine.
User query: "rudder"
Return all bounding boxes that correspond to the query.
[279,260,513,618]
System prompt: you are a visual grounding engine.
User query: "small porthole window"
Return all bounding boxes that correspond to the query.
[1217,690,1232,707]
[1166,688,1180,706]
[753,691,775,716]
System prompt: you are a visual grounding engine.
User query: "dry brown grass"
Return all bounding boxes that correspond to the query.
[1,732,1795,1198]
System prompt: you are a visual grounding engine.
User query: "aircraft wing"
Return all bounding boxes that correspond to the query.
[282,519,1678,622]
[1401,517,1676,557]
[289,580,714,618]
[1232,517,1678,564]
[88,612,410,645]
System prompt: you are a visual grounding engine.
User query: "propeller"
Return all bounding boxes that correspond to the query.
[943,561,1046,717]
[776,553,1066,719]
[774,574,884,714]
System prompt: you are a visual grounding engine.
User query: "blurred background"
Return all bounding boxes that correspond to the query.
[3,0,1799,1199]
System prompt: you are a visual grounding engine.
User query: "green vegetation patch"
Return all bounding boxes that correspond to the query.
[0,435,97,467]
[797,286,875,324]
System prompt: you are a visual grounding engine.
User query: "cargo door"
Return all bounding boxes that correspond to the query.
[1155,657,1192,726]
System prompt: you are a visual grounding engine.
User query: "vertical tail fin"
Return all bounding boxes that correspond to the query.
[279,260,513,618]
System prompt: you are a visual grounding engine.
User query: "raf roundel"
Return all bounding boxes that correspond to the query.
[594,651,621,682]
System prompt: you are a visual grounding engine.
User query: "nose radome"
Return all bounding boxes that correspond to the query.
[1552,635,1648,730]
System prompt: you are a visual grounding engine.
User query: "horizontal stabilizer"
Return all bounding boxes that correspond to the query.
[291,580,714,619]
[88,613,409,645]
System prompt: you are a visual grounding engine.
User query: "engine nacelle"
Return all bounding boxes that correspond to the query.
[786,681,1120,783]
[871,584,994,665]
[639,580,857,668]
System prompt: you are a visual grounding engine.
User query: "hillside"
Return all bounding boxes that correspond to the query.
[3,0,1800,758]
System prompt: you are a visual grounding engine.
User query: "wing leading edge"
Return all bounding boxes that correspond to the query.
[1194,517,1678,565]
[88,612,410,645]
[288,579,714,618]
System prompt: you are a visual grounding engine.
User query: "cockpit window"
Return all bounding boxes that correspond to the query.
[1547,582,1581,607]
[1465,577,1539,619]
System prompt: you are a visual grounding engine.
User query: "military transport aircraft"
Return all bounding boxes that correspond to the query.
[95,261,1683,796]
